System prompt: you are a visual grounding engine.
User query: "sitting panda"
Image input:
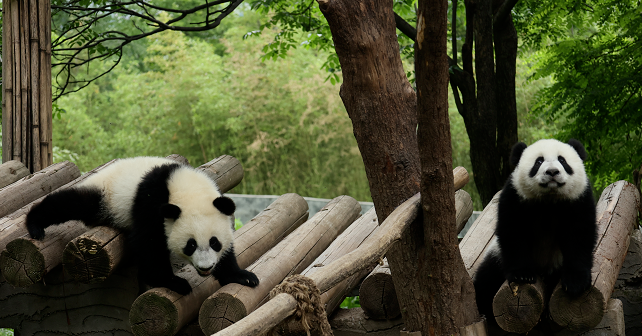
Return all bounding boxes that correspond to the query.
[473,139,597,323]
[26,157,259,295]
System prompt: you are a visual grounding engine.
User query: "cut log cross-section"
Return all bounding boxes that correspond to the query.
[129,193,310,336]
[0,159,118,287]
[198,195,362,335]
[62,155,241,284]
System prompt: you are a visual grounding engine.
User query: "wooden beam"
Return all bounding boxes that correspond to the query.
[0,161,80,218]
[128,193,310,336]
[198,195,362,335]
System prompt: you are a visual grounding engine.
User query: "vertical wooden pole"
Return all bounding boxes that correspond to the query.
[1,0,52,170]
[2,0,14,163]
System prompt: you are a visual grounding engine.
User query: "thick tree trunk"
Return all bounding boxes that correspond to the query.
[318,0,480,333]
[413,0,479,332]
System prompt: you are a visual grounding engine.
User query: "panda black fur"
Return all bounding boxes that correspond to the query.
[473,139,597,323]
[26,157,259,295]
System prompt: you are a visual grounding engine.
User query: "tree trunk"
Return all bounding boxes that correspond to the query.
[318,0,480,333]
[413,0,479,332]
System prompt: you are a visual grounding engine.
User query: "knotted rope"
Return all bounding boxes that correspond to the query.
[268,274,333,336]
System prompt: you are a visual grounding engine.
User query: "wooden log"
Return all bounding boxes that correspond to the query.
[129,193,310,336]
[492,279,545,333]
[548,181,640,332]
[62,155,235,284]
[0,161,81,218]
[459,190,501,278]
[0,160,30,189]
[212,192,422,336]
[453,166,470,191]
[329,308,404,336]
[276,208,380,335]
[0,159,118,287]
[198,195,362,335]
[359,189,473,320]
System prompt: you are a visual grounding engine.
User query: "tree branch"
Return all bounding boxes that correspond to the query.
[493,0,518,27]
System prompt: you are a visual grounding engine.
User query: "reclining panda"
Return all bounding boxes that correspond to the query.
[26,157,259,295]
[473,139,597,323]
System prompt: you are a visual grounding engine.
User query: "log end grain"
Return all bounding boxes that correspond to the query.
[359,265,400,320]
[492,281,544,334]
[549,283,605,332]
[62,227,125,284]
[130,289,180,336]
[198,291,248,335]
[0,238,45,287]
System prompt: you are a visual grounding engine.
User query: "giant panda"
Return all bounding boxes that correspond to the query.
[26,157,259,295]
[473,139,597,324]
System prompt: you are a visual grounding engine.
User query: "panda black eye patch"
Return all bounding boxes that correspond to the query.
[559,155,574,175]
[529,156,545,177]
[210,237,222,252]
[183,238,197,256]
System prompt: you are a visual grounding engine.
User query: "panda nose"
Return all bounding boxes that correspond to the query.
[546,168,560,176]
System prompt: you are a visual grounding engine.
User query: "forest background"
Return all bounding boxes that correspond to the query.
[0,0,640,211]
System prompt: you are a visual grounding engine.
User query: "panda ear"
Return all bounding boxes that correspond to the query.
[160,204,181,220]
[568,139,587,161]
[510,142,528,167]
[213,196,235,216]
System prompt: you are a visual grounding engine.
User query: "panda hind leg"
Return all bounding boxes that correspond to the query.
[214,246,259,287]
[473,253,506,325]
[26,187,102,240]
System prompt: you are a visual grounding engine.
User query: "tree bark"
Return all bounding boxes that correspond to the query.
[413,0,479,332]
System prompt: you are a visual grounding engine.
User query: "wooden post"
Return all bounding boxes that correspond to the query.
[210,192,422,336]
[62,155,239,284]
[359,189,473,320]
[0,159,118,287]
[549,181,640,332]
[274,208,380,335]
[198,195,362,335]
[129,193,310,336]
[1,0,52,170]
[0,161,80,218]
[0,160,30,188]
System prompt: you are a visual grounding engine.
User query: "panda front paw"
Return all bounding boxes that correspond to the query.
[562,268,592,297]
[506,270,537,284]
[166,275,193,295]
[219,270,259,288]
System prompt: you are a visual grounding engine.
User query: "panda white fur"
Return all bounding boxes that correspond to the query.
[26,157,259,295]
[473,139,597,324]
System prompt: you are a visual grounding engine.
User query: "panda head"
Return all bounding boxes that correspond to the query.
[162,169,236,277]
[510,139,588,201]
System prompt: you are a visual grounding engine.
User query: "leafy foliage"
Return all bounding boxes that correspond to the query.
[53,13,372,201]
[526,0,642,189]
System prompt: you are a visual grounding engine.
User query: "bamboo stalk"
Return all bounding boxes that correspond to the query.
[20,0,30,167]
[39,0,53,167]
[129,193,310,336]
[2,0,13,163]
[29,0,41,172]
[199,195,362,335]
[11,0,21,162]
[62,155,240,284]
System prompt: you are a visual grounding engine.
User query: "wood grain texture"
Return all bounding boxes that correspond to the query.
[277,208,380,335]
[492,280,545,333]
[549,181,640,332]
[459,190,501,278]
[129,193,309,336]
[0,160,30,189]
[211,193,422,336]
[198,195,361,335]
[0,160,80,218]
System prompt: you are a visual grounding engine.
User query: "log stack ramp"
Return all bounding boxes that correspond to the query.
[1,157,638,336]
